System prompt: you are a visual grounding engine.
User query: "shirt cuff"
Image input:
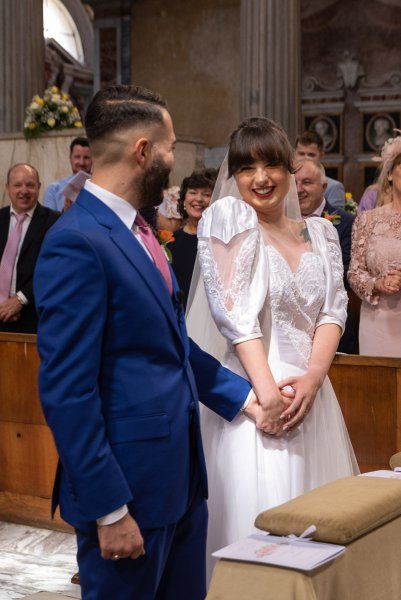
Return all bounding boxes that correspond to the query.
[96,505,129,526]
[241,389,254,412]
[16,291,28,305]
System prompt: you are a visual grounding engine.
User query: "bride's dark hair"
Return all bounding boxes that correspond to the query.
[228,117,295,177]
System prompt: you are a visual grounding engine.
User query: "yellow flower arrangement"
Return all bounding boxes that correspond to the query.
[23,86,83,140]
[344,192,358,214]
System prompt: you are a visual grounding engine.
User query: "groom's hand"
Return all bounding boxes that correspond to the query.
[243,391,285,435]
[97,512,146,560]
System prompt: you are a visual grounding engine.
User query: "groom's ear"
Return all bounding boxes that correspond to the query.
[133,137,152,169]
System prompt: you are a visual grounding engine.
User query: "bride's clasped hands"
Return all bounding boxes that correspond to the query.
[244,385,294,436]
[278,367,324,433]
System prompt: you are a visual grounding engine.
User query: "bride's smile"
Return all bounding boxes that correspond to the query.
[234,160,291,218]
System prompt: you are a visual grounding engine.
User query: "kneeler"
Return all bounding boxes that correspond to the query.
[207,475,401,600]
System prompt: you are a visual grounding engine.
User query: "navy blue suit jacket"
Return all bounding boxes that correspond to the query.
[323,200,355,289]
[322,201,358,354]
[34,189,251,530]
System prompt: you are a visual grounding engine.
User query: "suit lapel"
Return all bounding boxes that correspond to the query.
[0,209,10,258]
[77,190,183,343]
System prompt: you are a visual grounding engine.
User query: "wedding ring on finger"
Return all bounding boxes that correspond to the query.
[111,554,121,561]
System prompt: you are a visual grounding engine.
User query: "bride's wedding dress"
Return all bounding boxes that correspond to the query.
[190,196,359,580]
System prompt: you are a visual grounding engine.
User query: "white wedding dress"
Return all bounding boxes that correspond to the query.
[188,196,359,581]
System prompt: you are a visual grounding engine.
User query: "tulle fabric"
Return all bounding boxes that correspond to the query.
[202,322,359,581]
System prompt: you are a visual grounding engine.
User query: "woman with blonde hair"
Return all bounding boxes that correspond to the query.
[348,132,401,356]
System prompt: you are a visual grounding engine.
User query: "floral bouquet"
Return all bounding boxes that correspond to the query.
[23,86,83,140]
[344,192,358,214]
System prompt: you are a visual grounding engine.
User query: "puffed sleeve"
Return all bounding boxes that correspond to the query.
[197,196,268,345]
[347,211,379,305]
[307,217,348,332]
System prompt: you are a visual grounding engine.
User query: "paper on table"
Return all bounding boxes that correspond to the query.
[212,534,345,572]
[360,470,401,479]
[61,171,91,203]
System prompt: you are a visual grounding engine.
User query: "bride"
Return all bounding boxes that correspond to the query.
[186,117,359,580]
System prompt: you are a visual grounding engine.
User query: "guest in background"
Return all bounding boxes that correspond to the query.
[43,137,92,212]
[139,186,183,232]
[348,134,401,357]
[169,169,216,306]
[294,130,345,209]
[358,183,378,214]
[295,158,358,354]
[0,164,59,332]
[157,185,183,231]
[358,164,392,215]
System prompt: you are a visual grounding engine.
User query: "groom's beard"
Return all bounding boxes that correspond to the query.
[138,155,171,209]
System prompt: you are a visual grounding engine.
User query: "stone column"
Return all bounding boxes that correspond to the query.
[0,0,45,133]
[240,0,301,144]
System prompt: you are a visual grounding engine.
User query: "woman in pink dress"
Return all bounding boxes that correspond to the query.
[348,133,401,357]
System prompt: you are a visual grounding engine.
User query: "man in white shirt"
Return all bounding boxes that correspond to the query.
[0,164,59,332]
[294,130,346,209]
[43,136,92,212]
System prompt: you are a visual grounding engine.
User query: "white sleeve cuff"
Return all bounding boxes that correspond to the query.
[96,504,129,526]
[241,389,254,412]
[232,332,263,345]
[16,291,28,305]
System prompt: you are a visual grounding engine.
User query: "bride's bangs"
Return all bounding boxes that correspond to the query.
[228,119,294,176]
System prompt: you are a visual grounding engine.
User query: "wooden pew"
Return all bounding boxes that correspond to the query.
[329,353,401,473]
[1,333,400,527]
[0,332,71,531]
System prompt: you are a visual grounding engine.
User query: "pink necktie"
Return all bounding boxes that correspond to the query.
[134,213,173,295]
[0,212,28,301]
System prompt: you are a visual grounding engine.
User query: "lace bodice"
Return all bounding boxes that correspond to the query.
[348,206,401,305]
[267,246,326,366]
[197,197,347,369]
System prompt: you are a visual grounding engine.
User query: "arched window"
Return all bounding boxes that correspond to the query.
[43,0,84,63]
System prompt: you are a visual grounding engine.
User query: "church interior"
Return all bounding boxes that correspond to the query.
[1,1,401,598]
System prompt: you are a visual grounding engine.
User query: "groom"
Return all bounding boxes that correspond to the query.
[34,85,267,599]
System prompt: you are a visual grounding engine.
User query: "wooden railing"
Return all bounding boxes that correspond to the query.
[329,354,401,473]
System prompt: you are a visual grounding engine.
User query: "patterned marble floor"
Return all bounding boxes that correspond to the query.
[0,522,80,599]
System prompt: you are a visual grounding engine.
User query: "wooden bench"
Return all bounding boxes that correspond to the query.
[0,332,71,532]
[329,353,401,473]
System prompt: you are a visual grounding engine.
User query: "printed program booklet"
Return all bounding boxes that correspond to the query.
[212,533,345,571]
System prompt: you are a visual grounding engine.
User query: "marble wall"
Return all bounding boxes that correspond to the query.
[131,0,241,149]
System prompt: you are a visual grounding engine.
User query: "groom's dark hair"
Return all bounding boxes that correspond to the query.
[85,85,167,144]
